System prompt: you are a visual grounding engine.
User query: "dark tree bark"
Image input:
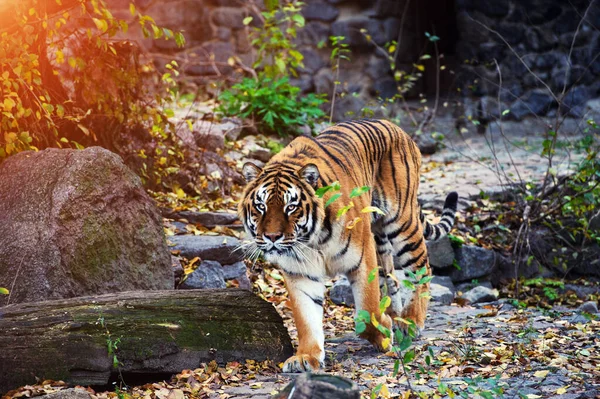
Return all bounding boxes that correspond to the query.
[0,289,293,394]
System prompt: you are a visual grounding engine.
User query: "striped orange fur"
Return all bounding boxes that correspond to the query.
[238,119,458,372]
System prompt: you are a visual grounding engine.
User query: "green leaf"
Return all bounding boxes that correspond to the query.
[243,16,253,25]
[403,350,415,363]
[379,296,391,313]
[355,321,366,334]
[350,186,370,198]
[393,359,400,376]
[368,268,378,283]
[336,201,354,218]
[325,193,341,208]
[402,279,415,291]
[0,287,9,295]
[398,332,412,351]
[291,14,305,27]
[357,309,371,323]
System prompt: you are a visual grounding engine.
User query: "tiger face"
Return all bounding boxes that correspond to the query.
[239,162,324,263]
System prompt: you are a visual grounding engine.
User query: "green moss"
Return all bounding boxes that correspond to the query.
[70,214,120,280]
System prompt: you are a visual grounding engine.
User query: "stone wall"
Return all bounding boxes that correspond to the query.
[110,0,600,123]
[456,0,600,121]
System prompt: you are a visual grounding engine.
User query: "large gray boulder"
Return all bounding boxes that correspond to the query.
[0,147,173,306]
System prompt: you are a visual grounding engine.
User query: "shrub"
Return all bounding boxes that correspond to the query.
[0,0,184,187]
[218,76,325,136]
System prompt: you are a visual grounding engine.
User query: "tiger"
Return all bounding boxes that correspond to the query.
[238,119,458,373]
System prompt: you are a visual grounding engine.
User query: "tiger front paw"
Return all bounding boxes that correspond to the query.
[281,354,323,373]
[362,313,394,352]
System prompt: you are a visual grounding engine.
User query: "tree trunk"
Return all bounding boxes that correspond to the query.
[0,289,293,394]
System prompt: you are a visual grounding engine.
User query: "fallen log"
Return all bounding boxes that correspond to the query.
[0,289,293,393]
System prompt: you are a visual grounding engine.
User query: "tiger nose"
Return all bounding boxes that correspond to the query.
[264,232,284,242]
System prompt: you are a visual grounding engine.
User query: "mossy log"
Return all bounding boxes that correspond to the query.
[0,289,293,393]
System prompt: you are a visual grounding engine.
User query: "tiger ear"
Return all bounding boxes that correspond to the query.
[242,162,262,183]
[299,163,320,187]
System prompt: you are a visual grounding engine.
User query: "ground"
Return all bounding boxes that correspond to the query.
[4,124,598,399]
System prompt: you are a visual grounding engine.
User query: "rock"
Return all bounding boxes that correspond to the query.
[146,0,211,47]
[461,286,498,304]
[302,2,339,22]
[41,389,92,399]
[432,275,456,293]
[211,7,246,29]
[192,120,228,150]
[299,48,325,74]
[371,77,397,100]
[578,301,599,314]
[331,17,392,48]
[430,283,454,305]
[448,246,497,283]
[169,235,242,265]
[222,261,251,289]
[172,255,184,283]
[0,147,173,306]
[330,277,354,306]
[296,22,331,46]
[180,260,226,289]
[456,280,493,293]
[525,27,557,52]
[510,90,555,120]
[331,95,366,122]
[290,74,315,93]
[427,236,455,268]
[185,42,235,76]
[561,283,600,299]
[562,86,591,118]
[314,68,334,95]
[165,210,240,227]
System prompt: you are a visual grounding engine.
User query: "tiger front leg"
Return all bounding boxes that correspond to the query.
[281,274,326,373]
[348,242,393,352]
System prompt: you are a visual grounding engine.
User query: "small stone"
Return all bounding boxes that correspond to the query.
[41,389,93,399]
[180,260,226,289]
[302,2,339,22]
[430,283,454,305]
[222,261,247,280]
[456,280,493,293]
[169,235,242,265]
[427,236,455,268]
[461,286,498,304]
[578,301,599,314]
[211,7,246,29]
[172,255,184,283]
[330,277,354,306]
[432,275,456,293]
[449,246,497,283]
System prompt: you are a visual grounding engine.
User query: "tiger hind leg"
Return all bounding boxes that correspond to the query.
[384,230,431,335]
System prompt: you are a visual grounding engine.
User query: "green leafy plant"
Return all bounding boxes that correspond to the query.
[0,287,8,295]
[218,76,325,136]
[328,35,351,123]
[243,0,306,78]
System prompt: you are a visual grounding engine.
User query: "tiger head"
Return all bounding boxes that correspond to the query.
[238,162,324,263]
